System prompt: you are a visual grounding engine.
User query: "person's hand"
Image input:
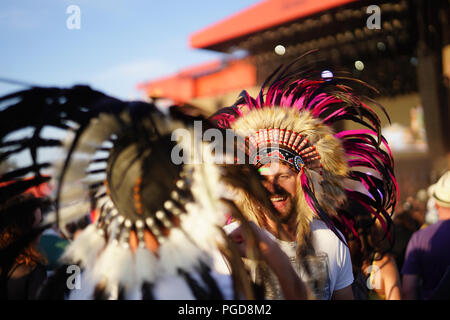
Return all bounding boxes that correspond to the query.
[227,221,308,300]
[227,221,277,261]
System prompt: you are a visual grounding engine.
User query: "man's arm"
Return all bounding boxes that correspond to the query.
[228,222,308,299]
[402,274,419,300]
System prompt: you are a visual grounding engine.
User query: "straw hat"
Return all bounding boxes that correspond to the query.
[429,171,450,208]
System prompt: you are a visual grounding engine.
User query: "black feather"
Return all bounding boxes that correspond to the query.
[141,282,155,300]
[178,267,210,300]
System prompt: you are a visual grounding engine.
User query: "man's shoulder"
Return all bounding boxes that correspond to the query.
[310,219,350,267]
[410,222,441,243]
[311,219,346,246]
[413,220,450,247]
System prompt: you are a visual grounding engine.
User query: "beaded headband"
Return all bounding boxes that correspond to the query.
[248,128,322,173]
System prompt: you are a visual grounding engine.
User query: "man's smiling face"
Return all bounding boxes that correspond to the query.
[258,161,298,222]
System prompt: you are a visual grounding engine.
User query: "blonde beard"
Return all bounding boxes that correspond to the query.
[232,177,312,256]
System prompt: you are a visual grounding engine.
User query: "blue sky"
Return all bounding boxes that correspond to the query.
[0,0,260,100]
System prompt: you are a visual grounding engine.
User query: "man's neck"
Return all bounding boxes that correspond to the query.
[265,219,297,242]
[438,207,450,220]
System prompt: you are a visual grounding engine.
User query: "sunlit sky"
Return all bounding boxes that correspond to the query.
[0,0,260,100]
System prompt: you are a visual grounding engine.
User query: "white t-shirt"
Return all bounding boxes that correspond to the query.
[224,219,354,300]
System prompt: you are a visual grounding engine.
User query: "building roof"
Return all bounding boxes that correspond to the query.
[137,59,256,102]
[190,0,357,50]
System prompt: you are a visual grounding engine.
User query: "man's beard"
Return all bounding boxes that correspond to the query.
[267,191,298,224]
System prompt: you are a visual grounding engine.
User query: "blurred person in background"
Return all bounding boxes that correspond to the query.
[402,171,450,299]
[424,190,439,226]
[38,226,69,275]
[0,193,49,299]
[38,215,90,276]
[348,204,402,300]
[391,196,426,271]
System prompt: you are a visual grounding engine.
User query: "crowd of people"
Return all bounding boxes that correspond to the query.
[0,57,449,300]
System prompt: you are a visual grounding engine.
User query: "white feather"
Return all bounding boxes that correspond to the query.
[134,247,159,283]
[95,196,112,211]
[58,201,90,228]
[158,228,205,276]
[106,217,120,241]
[125,247,160,300]
[181,203,222,253]
[59,186,87,204]
[56,157,92,184]
[70,114,118,159]
[51,116,117,237]
[60,224,106,268]
[67,270,98,300]
[91,240,135,295]
[189,142,229,226]
[94,184,107,197]
[81,175,106,186]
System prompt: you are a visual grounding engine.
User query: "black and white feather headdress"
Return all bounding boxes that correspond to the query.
[0,85,269,300]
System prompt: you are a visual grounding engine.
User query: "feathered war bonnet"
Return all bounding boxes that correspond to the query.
[0,85,262,300]
[210,56,398,255]
[53,102,240,300]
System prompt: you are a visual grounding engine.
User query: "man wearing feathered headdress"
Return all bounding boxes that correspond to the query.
[211,56,398,300]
